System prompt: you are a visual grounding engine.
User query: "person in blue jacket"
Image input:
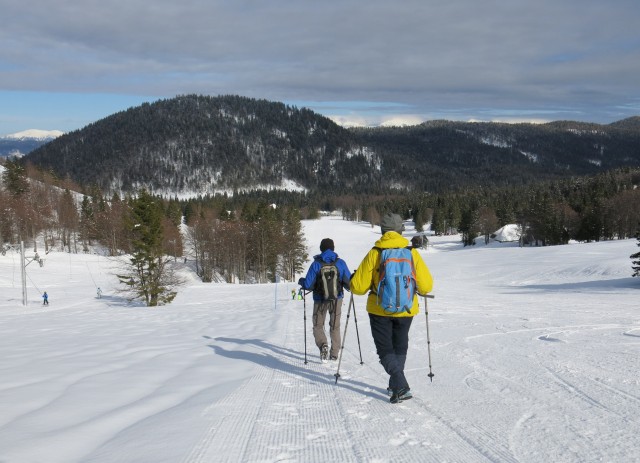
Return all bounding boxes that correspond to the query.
[298,238,351,361]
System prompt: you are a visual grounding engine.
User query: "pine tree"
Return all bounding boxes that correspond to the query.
[79,195,96,248]
[459,207,479,246]
[117,189,182,306]
[2,159,29,196]
[413,208,426,232]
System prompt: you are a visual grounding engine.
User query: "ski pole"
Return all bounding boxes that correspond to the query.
[351,293,364,365]
[423,294,435,382]
[303,288,308,365]
[334,293,354,384]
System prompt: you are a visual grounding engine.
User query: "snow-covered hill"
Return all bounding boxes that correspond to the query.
[0,217,638,462]
[0,129,63,158]
[2,129,64,140]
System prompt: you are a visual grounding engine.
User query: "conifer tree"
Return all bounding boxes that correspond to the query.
[2,159,29,196]
[117,189,182,306]
[79,195,96,248]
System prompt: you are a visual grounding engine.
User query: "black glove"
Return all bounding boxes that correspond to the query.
[297,277,305,288]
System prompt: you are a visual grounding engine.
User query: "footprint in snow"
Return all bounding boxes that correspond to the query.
[306,429,328,440]
[389,431,414,446]
[421,441,443,449]
[346,409,370,420]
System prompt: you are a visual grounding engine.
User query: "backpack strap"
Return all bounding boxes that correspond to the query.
[369,247,381,294]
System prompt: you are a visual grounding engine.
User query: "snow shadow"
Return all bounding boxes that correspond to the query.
[206,336,383,400]
[537,334,565,343]
[96,294,141,307]
[212,336,305,361]
[507,277,637,293]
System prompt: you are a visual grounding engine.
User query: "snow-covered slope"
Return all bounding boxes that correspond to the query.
[2,129,64,140]
[0,129,63,158]
[0,217,638,462]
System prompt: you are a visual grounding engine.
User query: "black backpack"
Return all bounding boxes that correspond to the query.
[314,261,342,301]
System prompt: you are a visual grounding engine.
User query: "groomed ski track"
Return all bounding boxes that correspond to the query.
[2,217,638,463]
[181,296,517,463]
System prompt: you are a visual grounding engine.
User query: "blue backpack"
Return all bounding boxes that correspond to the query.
[376,248,417,314]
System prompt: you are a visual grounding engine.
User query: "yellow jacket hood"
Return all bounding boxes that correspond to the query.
[374,231,409,249]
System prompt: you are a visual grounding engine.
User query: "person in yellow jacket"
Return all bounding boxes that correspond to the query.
[350,213,434,403]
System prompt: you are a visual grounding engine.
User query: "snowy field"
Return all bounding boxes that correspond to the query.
[0,216,638,463]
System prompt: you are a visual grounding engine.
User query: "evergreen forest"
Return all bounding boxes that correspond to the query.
[2,95,639,304]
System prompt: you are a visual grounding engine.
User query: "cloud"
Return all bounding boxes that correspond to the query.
[1,0,639,129]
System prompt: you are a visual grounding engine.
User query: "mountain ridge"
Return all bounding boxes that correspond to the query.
[0,130,63,159]
[21,95,640,196]
[2,129,65,140]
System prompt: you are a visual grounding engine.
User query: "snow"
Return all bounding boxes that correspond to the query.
[1,217,638,462]
[491,224,521,243]
[2,129,64,140]
[153,178,307,200]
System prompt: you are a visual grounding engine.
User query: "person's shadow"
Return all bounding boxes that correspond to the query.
[204,336,385,400]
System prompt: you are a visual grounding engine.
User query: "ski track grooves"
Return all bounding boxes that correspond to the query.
[181,370,270,463]
[182,300,525,462]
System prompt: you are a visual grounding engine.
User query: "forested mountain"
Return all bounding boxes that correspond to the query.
[24,95,373,195]
[23,95,640,196]
[354,117,640,192]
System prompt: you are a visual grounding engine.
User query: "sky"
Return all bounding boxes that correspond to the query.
[0,216,639,462]
[1,0,640,136]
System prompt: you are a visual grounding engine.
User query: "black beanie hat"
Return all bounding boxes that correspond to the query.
[320,238,335,252]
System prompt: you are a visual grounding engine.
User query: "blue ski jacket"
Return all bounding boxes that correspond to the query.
[298,249,351,302]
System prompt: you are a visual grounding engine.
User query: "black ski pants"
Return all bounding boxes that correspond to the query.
[369,314,413,391]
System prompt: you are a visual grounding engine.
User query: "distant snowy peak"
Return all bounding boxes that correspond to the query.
[2,129,64,140]
[0,130,64,159]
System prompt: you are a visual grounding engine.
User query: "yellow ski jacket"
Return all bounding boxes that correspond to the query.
[350,232,434,317]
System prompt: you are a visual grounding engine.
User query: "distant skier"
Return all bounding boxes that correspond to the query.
[97,287,102,299]
[42,291,49,306]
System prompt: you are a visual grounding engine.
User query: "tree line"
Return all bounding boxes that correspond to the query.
[1,159,308,305]
[334,168,640,247]
[2,158,638,304]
